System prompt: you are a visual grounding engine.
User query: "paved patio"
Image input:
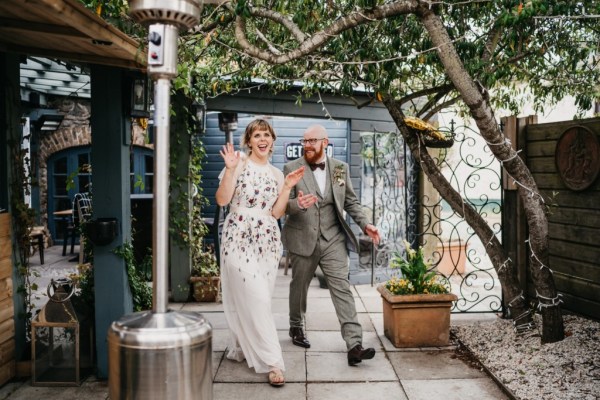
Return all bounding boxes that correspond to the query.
[1,245,509,400]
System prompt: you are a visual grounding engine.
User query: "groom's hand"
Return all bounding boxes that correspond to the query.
[364,224,381,246]
[297,190,318,210]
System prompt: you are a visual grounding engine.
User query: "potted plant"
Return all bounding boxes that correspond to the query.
[189,246,220,302]
[377,240,457,348]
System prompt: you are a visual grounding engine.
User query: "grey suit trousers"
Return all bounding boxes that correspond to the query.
[289,234,362,350]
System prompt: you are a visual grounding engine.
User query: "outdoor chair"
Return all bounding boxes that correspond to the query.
[73,193,92,264]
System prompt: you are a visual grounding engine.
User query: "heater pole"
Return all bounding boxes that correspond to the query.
[152,77,172,313]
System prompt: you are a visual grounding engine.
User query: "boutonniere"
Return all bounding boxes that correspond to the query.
[333,165,345,187]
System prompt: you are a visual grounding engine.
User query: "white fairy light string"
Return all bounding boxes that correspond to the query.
[536,290,563,311]
[525,237,552,272]
[497,257,511,273]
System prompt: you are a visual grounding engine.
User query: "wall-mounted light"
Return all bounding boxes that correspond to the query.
[218,112,238,132]
[218,112,238,144]
[192,99,206,135]
[131,77,150,117]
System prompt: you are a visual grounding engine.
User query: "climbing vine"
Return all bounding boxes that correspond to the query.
[8,128,37,341]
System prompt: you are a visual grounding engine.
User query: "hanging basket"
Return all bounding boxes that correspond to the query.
[404,116,454,149]
[421,134,454,148]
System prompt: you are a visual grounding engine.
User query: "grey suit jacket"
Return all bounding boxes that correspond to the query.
[282,156,370,257]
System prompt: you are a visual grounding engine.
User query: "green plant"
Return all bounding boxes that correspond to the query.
[189,245,220,302]
[113,242,153,311]
[191,245,219,277]
[69,262,95,319]
[8,134,38,342]
[385,240,449,295]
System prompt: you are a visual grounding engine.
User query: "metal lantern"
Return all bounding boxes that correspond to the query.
[108,1,213,399]
[31,278,93,386]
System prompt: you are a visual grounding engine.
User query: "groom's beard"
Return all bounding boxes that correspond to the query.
[304,145,325,164]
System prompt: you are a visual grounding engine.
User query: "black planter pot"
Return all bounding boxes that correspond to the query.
[85,218,118,246]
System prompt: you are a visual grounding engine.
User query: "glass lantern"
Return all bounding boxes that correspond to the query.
[31,278,93,386]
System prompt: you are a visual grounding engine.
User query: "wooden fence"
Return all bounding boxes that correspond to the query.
[0,212,15,385]
[504,117,600,320]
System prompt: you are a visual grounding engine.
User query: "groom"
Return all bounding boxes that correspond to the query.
[282,125,381,366]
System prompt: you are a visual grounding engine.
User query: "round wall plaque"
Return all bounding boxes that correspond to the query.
[555,126,600,191]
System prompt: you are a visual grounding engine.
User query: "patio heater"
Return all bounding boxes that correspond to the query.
[107,1,212,399]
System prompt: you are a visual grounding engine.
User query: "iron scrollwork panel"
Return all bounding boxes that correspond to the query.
[360,122,504,313]
[359,131,414,283]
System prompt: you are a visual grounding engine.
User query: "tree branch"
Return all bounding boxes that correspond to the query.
[235,1,419,64]
[396,83,454,107]
[421,95,460,121]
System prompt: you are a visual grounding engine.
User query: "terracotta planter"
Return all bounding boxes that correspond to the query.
[190,276,220,302]
[377,285,457,348]
[436,241,467,275]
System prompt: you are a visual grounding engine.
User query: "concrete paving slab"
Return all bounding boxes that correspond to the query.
[180,301,224,312]
[213,351,224,380]
[307,382,408,400]
[215,351,306,383]
[353,283,381,297]
[271,298,289,313]
[200,311,229,329]
[168,302,184,311]
[1,377,109,400]
[388,351,487,380]
[214,382,305,400]
[305,296,367,313]
[305,312,375,332]
[272,284,291,299]
[211,328,230,352]
[306,352,397,382]
[360,295,383,313]
[402,378,509,400]
[450,312,500,325]
[273,312,290,330]
[306,331,381,353]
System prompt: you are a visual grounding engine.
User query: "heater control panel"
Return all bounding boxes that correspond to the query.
[148,25,164,66]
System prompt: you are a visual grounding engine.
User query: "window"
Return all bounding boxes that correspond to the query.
[47,147,91,242]
[130,146,154,196]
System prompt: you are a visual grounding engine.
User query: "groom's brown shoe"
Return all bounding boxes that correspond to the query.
[348,344,375,366]
[289,327,311,348]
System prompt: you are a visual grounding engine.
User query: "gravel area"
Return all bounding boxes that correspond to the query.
[452,314,600,400]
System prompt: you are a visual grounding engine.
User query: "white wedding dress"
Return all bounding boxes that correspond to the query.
[219,159,285,373]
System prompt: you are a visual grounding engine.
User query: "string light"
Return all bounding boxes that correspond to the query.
[536,290,563,310]
[497,257,511,273]
[317,91,334,120]
[508,291,525,308]
[525,237,552,272]
[512,309,535,334]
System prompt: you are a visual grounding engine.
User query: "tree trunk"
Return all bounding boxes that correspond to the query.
[417,6,563,342]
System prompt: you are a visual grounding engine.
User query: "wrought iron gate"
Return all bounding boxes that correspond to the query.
[359,121,503,313]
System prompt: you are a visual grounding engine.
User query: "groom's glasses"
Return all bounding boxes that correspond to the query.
[299,138,325,146]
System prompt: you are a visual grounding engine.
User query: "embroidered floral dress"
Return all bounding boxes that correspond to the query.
[220,159,284,373]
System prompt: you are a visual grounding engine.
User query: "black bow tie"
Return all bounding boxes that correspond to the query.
[309,162,325,171]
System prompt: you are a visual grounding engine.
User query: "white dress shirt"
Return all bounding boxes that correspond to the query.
[313,158,327,195]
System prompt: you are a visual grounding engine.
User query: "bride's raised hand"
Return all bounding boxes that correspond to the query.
[219,143,240,170]
[284,166,305,189]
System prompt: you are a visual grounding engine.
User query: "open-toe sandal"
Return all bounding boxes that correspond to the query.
[268,370,285,387]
